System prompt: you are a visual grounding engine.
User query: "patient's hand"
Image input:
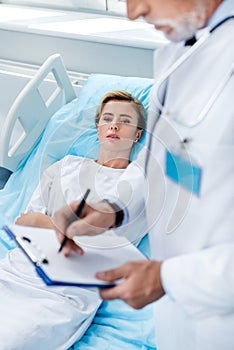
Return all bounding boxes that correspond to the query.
[16,212,84,257]
[15,212,54,229]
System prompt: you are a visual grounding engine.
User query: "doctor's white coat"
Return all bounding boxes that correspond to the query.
[117,12,234,350]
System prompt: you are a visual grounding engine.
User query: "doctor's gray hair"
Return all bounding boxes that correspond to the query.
[95,90,146,130]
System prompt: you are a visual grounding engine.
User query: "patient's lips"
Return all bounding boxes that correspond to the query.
[106,133,120,140]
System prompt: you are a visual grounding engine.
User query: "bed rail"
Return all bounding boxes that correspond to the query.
[0,53,76,173]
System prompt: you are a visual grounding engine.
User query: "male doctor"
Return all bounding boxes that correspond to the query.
[54,0,234,349]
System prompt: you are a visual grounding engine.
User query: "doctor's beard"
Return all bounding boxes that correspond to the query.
[149,7,207,42]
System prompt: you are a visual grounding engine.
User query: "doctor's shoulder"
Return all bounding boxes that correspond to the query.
[153,41,186,77]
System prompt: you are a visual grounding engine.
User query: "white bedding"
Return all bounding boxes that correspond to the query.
[0,248,100,350]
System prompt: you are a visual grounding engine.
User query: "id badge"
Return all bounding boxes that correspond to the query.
[165,146,202,196]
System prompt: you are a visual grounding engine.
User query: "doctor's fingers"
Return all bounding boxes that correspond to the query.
[54,222,84,256]
[65,201,116,238]
[97,263,137,302]
[98,260,165,308]
[53,202,79,235]
[96,262,131,283]
[60,238,84,257]
[96,261,145,300]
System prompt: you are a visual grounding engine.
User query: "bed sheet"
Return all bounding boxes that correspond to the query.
[70,234,156,350]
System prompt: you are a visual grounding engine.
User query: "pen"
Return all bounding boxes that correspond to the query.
[58,188,91,253]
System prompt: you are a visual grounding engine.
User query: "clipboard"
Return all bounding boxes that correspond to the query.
[3,224,146,288]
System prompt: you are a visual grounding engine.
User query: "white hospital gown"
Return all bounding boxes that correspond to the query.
[27,155,147,243]
[0,156,144,350]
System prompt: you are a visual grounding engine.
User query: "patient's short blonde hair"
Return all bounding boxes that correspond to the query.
[95,90,146,130]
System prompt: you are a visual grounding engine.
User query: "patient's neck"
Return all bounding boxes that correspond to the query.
[96,158,129,169]
[96,150,130,169]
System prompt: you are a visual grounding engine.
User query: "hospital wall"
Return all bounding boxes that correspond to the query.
[0,3,167,140]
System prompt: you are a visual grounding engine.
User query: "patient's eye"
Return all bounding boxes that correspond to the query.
[100,113,113,124]
[120,118,131,124]
[103,116,112,123]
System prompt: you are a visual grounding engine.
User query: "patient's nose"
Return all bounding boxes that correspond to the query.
[110,123,119,131]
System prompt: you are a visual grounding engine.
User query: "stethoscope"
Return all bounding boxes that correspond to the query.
[144,15,234,173]
[155,15,234,128]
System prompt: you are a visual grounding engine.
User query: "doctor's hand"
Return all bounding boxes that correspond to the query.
[53,200,116,254]
[96,260,165,309]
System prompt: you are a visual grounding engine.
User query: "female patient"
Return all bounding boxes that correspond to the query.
[0,90,146,350]
[16,89,146,249]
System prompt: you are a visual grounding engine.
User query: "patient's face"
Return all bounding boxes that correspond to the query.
[97,100,140,153]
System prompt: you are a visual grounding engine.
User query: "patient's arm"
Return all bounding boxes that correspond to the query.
[16,212,84,256]
[15,212,54,229]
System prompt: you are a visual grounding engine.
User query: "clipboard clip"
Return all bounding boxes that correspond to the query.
[17,236,49,265]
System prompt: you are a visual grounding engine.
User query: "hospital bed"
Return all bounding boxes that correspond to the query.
[0,54,155,349]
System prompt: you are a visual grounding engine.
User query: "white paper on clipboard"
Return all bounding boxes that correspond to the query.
[4,224,146,288]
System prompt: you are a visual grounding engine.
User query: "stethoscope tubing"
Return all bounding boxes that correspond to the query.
[144,16,234,172]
